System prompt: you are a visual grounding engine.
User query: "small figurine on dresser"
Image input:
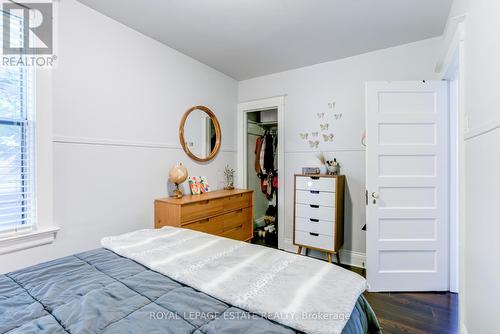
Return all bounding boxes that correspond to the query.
[326,158,340,175]
[224,165,235,190]
[315,152,340,175]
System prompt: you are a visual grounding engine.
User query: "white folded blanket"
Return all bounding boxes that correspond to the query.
[102,227,366,334]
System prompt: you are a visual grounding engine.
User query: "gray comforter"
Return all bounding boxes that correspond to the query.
[0,248,381,333]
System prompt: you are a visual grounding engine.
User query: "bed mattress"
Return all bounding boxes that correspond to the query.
[0,248,380,333]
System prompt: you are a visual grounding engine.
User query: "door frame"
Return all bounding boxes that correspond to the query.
[436,13,467,331]
[237,96,285,250]
[439,16,466,295]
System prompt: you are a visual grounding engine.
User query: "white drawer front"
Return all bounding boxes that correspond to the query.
[296,176,336,192]
[295,203,335,222]
[295,190,335,207]
[295,230,334,251]
[295,217,334,236]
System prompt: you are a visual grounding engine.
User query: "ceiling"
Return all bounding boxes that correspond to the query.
[77,0,453,80]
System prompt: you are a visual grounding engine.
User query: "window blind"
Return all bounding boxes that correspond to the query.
[0,10,36,235]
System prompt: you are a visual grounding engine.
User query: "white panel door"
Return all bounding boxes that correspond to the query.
[366,81,448,292]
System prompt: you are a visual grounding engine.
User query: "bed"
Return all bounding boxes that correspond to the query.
[0,228,381,334]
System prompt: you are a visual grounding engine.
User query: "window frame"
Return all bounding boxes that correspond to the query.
[0,5,57,256]
[0,9,36,237]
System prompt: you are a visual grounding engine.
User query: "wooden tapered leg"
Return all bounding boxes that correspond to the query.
[335,252,341,265]
[327,252,332,263]
[305,248,310,256]
[297,246,303,255]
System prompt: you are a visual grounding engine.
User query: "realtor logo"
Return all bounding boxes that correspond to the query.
[2,2,53,55]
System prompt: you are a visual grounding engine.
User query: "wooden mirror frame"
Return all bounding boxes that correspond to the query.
[179,105,222,162]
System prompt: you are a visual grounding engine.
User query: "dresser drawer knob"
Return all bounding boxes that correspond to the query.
[309,218,319,222]
[309,204,319,208]
[309,232,319,237]
[310,176,320,180]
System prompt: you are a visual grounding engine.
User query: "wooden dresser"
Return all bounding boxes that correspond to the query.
[293,174,345,263]
[154,189,254,242]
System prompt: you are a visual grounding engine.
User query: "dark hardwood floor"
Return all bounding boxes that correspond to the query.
[344,265,458,334]
[364,291,458,334]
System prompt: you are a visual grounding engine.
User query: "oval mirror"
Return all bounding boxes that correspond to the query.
[179,106,221,162]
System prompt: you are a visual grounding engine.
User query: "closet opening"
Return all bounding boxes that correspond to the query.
[237,96,285,250]
[246,109,279,248]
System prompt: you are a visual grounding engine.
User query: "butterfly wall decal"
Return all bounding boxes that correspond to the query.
[323,133,334,142]
[299,133,308,140]
[311,132,319,137]
[308,140,320,148]
[317,113,325,119]
[320,123,329,131]
[334,113,343,120]
[328,102,336,109]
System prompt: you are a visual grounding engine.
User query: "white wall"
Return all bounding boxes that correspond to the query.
[446,1,500,333]
[0,0,237,273]
[238,38,440,262]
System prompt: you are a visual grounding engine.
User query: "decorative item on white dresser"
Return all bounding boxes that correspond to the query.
[293,174,345,264]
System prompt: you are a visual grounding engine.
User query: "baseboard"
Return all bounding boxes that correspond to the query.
[280,239,366,268]
[339,249,366,269]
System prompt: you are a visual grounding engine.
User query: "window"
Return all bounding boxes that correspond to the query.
[0,10,36,235]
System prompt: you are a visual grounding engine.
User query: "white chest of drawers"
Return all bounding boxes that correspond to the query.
[293,174,345,263]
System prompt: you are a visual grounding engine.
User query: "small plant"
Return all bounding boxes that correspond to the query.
[224,165,235,190]
[316,152,326,166]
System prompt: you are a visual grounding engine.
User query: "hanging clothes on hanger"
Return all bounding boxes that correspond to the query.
[263,131,274,173]
[273,134,278,173]
[254,136,264,174]
[259,132,266,175]
[254,129,279,200]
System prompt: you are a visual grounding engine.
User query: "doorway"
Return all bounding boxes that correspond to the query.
[246,109,278,248]
[237,97,285,250]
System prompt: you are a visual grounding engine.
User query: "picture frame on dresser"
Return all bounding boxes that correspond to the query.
[293,174,345,264]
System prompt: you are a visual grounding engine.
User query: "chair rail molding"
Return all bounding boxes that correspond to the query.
[53,135,236,152]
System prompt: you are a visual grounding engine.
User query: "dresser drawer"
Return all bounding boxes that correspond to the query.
[295,203,335,222]
[183,206,251,236]
[295,217,334,236]
[296,176,336,192]
[182,208,253,236]
[295,230,334,251]
[221,221,252,241]
[223,192,252,212]
[295,190,335,207]
[221,207,252,231]
[181,198,224,223]
[183,217,224,235]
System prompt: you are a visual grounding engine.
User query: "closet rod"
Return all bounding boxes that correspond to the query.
[248,120,278,126]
